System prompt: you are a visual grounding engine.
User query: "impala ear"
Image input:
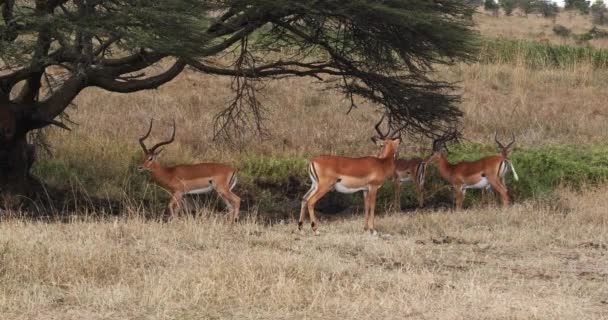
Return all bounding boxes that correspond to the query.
[371,137,378,145]
[155,148,164,155]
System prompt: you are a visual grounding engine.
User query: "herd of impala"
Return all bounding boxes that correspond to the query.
[137,116,519,235]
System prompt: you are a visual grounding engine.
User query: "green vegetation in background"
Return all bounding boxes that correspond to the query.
[478,38,608,68]
[33,145,608,214]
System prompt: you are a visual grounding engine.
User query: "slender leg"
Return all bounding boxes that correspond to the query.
[217,188,241,222]
[299,183,317,230]
[488,177,510,207]
[306,181,334,235]
[454,185,464,211]
[362,190,370,231]
[392,177,401,212]
[168,192,183,218]
[367,185,379,233]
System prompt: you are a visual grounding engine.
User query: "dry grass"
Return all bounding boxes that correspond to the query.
[475,9,608,48]
[1,186,607,319]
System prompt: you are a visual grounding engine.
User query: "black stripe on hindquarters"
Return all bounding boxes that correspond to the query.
[309,162,319,182]
[228,171,237,189]
[498,160,506,178]
[416,162,426,186]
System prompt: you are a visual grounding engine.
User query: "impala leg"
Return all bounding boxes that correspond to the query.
[392,177,401,212]
[306,182,334,235]
[362,190,370,231]
[299,182,317,231]
[168,192,183,218]
[367,185,379,233]
[217,188,241,223]
[488,177,510,207]
[454,185,465,211]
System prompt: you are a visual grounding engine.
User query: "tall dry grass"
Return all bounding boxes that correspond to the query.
[1,186,607,319]
[475,9,608,48]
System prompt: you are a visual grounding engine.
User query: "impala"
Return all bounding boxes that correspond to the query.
[299,116,402,235]
[391,157,428,209]
[137,119,240,221]
[428,130,519,210]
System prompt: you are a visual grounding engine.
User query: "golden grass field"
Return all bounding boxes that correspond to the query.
[1,187,607,319]
[2,11,608,320]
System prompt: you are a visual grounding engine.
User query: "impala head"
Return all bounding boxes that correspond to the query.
[428,129,459,163]
[494,131,515,158]
[370,114,403,156]
[137,119,176,172]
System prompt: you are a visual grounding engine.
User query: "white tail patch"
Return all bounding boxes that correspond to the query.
[229,173,238,191]
[509,161,519,181]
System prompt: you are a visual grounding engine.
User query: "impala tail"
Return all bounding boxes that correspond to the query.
[508,160,519,181]
[416,161,427,187]
[229,170,238,191]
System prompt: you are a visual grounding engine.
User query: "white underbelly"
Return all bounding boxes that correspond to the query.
[186,186,214,194]
[334,182,368,194]
[399,177,412,183]
[463,177,489,190]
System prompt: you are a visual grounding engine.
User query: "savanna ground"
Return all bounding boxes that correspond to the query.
[2,10,608,320]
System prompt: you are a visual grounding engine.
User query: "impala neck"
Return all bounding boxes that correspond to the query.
[378,142,397,161]
[148,162,173,188]
[434,154,454,181]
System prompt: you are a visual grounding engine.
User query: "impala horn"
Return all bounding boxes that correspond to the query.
[148,119,176,153]
[139,118,154,153]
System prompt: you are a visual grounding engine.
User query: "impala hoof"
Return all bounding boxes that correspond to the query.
[314,230,321,236]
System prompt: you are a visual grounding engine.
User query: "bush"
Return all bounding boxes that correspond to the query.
[588,26,608,38]
[553,25,572,37]
[539,0,559,17]
[500,0,517,15]
[565,0,591,14]
[485,0,500,15]
[591,0,608,24]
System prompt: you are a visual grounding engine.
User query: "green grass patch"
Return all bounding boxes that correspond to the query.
[33,145,608,214]
[478,38,608,68]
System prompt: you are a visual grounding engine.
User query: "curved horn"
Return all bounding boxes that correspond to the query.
[139,119,154,153]
[506,133,515,149]
[374,114,388,138]
[494,131,505,149]
[149,119,176,153]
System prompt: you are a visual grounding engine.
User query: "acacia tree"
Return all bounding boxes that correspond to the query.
[0,0,476,208]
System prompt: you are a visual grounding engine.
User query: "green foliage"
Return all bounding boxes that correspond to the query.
[485,0,501,15]
[34,145,608,214]
[565,0,591,13]
[591,0,608,24]
[518,0,539,15]
[539,0,559,17]
[478,38,608,68]
[500,0,517,15]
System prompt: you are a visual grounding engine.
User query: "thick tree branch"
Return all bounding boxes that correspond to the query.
[188,59,344,79]
[89,60,186,93]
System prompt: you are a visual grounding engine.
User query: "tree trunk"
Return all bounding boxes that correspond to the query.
[0,134,36,209]
[0,100,37,210]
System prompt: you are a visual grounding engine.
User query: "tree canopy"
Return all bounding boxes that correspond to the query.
[0,0,477,203]
[1,0,476,140]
